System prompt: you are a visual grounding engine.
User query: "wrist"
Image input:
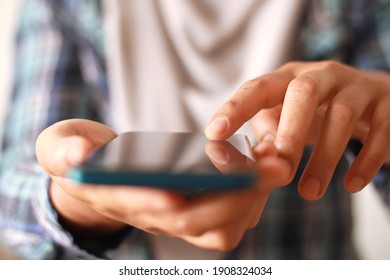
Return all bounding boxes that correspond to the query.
[49,180,127,237]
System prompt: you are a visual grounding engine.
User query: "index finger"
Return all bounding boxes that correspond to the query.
[205,71,293,140]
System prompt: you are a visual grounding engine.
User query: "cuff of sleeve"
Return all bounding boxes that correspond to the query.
[33,175,130,259]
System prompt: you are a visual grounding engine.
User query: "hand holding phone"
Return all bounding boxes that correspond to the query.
[68,132,257,193]
[36,119,279,251]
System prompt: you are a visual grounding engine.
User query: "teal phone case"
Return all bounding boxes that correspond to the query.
[67,132,257,194]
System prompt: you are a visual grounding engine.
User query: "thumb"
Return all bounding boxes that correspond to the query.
[49,136,94,177]
[36,119,117,177]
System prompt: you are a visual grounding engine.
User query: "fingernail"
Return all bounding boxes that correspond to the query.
[348,177,364,192]
[206,116,229,137]
[301,177,321,200]
[207,147,229,165]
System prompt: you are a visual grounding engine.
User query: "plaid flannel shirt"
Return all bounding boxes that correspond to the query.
[1,0,389,259]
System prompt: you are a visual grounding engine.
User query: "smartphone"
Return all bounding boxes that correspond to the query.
[67,132,257,193]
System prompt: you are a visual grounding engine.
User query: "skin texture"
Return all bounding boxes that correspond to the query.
[36,61,390,250]
[206,61,390,201]
[36,120,287,250]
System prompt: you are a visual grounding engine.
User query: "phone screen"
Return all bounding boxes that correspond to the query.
[68,132,257,193]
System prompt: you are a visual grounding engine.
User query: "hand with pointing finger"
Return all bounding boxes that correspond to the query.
[206,60,390,200]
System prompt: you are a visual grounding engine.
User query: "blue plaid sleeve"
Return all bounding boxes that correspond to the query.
[0,0,110,259]
[1,0,389,261]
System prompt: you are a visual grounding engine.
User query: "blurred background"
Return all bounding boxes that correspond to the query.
[0,0,389,260]
[0,0,20,260]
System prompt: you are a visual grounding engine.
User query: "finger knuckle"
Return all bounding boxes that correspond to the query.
[222,98,242,113]
[173,217,200,236]
[238,79,254,92]
[288,75,320,100]
[321,60,345,72]
[277,131,304,149]
[328,99,359,122]
[281,60,302,71]
[251,77,272,92]
[311,154,334,173]
[364,153,384,169]
[354,74,372,88]
[222,99,252,121]
[240,77,271,92]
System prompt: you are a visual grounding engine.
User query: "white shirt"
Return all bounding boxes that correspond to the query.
[103,0,304,259]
